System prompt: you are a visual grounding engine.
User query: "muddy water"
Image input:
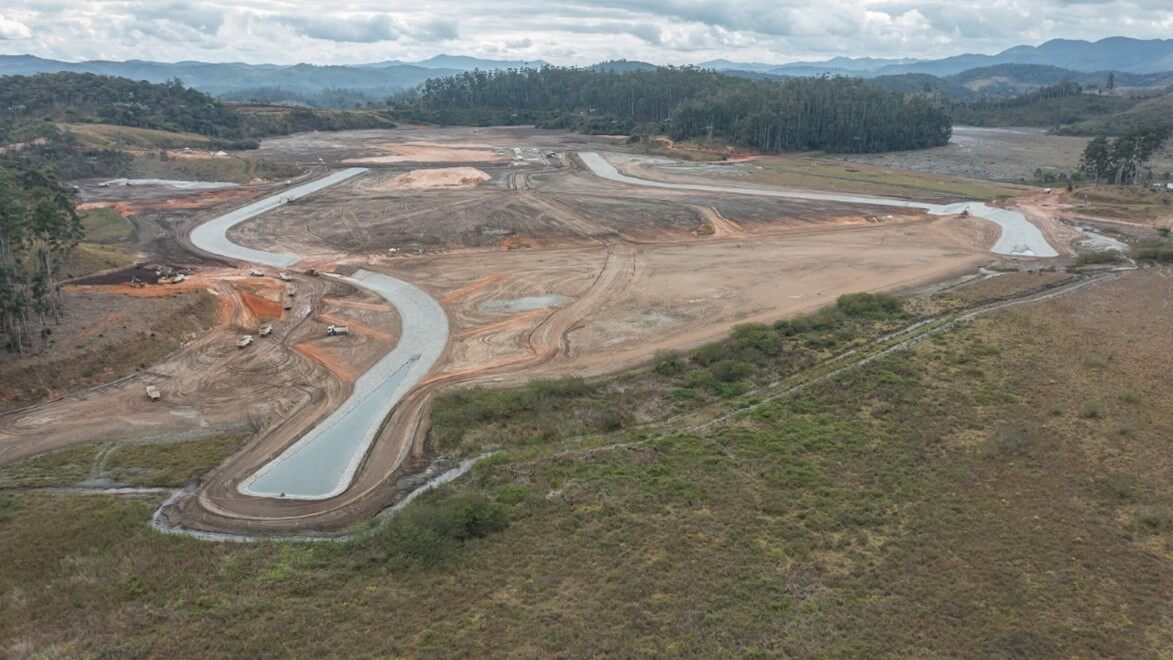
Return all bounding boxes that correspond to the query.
[578,152,1058,258]
[479,294,572,313]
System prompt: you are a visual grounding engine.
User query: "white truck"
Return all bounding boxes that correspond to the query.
[326,324,349,336]
[237,334,255,348]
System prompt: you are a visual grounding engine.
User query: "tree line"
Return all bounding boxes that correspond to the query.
[401,66,953,153]
[1080,125,1172,185]
[0,73,244,140]
[0,165,81,353]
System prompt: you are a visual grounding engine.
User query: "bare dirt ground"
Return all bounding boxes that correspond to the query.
[1,126,1096,534]
[382,167,490,189]
[845,125,1173,183]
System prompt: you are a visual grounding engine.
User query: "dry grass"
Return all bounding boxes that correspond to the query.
[0,271,1171,657]
[60,123,212,149]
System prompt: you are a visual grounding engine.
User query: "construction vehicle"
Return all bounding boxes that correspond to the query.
[237,334,255,348]
[283,299,293,311]
[145,385,161,401]
[278,272,292,281]
[326,324,349,336]
[259,324,273,337]
[249,268,264,277]
[286,285,297,297]
[305,268,319,277]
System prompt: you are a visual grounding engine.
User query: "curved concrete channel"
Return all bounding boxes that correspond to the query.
[190,153,1054,503]
[578,152,1058,258]
[190,168,449,500]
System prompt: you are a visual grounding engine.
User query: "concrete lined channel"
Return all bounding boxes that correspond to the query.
[189,169,450,500]
[578,152,1058,257]
[189,153,1057,503]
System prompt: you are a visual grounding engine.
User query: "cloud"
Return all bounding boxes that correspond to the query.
[0,1,1171,66]
[132,2,224,35]
[277,14,399,43]
[0,13,30,40]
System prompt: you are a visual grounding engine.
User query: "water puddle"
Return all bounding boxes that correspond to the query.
[479,294,572,313]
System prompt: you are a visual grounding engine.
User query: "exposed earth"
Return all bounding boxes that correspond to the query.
[0,126,1128,535]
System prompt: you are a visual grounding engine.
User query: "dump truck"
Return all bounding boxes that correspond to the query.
[286,285,297,297]
[326,324,349,336]
[249,268,264,277]
[145,385,161,401]
[259,324,273,337]
[278,272,292,282]
[237,334,255,348]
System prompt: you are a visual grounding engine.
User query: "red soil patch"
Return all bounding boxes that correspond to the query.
[239,292,283,321]
[293,341,357,383]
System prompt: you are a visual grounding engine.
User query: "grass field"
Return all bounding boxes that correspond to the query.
[60,123,213,150]
[1075,185,1173,225]
[1,270,1170,657]
[79,207,133,244]
[61,243,137,279]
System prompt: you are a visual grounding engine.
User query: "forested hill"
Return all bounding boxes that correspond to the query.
[0,73,397,144]
[0,72,243,139]
[406,67,952,153]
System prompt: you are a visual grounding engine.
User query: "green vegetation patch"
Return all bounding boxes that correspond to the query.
[104,435,246,488]
[79,207,132,244]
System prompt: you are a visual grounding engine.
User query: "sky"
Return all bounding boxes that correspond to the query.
[0,1,1170,66]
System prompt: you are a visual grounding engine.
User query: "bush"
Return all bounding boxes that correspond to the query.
[693,342,728,366]
[730,323,782,358]
[653,350,684,376]
[1079,401,1106,419]
[370,493,510,566]
[1133,238,1173,262]
[710,359,754,383]
[1074,250,1124,266]
[835,292,903,319]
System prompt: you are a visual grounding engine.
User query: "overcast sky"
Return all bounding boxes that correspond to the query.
[0,1,1170,65]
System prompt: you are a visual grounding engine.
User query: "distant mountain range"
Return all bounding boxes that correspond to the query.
[702,37,1173,77]
[0,53,548,101]
[2,38,1171,105]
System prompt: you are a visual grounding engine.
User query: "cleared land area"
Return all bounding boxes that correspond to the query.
[1,266,1169,656]
[0,126,1088,538]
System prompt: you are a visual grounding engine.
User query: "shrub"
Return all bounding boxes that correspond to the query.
[1079,401,1106,419]
[730,323,782,358]
[653,350,684,376]
[693,342,728,366]
[1133,238,1173,262]
[710,359,754,383]
[835,292,903,319]
[371,493,510,566]
[1138,505,1171,530]
[1074,250,1124,266]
